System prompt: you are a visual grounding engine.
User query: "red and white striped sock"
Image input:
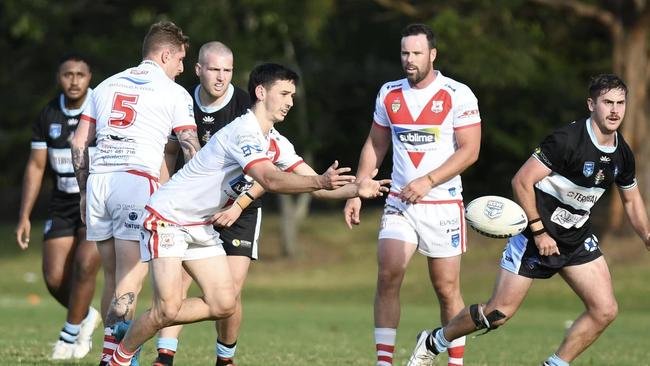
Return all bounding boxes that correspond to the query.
[447,336,466,366]
[375,328,396,366]
[100,327,118,365]
[109,343,137,366]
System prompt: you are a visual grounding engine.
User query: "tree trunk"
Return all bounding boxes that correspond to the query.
[608,19,650,234]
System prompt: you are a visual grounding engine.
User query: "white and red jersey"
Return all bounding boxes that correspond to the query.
[373,71,481,201]
[81,60,196,177]
[147,110,304,225]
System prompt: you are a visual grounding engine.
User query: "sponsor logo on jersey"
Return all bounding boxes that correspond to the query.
[431,100,444,113]
[458,109,480,119]
[67,118,78,126]
[448,187,457,197]
[566,191,598,204]
[391,98,401,113]
[118,76,151,85]
[451,233,460,248]
[600,155,611,163]
[49,123,62,139]
[583,235,599,252]
[128,211,139,221]
[130,69,149,75]
[240,143,263,157]
[484,200,504,219]
[550,207,586,228]
[202,115,215,124]
[594,169,605,185]
[228,174,253,195]
[582,161,595,177]
[394,126,439,146]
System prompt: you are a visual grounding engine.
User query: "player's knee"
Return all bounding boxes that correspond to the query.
[591,300,618,327]
[152,301,181,328]
[377,266,406,288]
[208,297,236,320]
[73,260,99,282]
[42,267,64,291]
[432,282,461,304]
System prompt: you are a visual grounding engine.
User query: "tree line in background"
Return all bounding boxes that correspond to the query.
[1,0,647,253]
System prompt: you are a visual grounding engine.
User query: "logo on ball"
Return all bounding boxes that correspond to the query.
[484,200,504,219]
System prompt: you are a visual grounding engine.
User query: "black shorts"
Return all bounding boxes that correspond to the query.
[217,207,261,259]
[44,198,85,241]
[500,232,602,279]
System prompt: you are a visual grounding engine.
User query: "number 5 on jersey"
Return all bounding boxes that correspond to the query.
[109,93,139,128]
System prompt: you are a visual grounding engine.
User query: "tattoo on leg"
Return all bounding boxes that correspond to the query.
[105,292,136,326]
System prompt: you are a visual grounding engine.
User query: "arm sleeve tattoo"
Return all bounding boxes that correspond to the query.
[177,128,201,163]
[72,146,89,192]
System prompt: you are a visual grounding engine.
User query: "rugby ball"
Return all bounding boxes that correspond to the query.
[465,195,527,238]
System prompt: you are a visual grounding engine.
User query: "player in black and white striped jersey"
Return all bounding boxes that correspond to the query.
[407,74,650,366]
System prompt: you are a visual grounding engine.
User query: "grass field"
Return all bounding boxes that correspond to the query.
[1,210,649,366]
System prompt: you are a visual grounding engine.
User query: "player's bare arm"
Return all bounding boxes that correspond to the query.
[511,156,559,256]
[176,128,201,163]
[247,159,355,194]
[344,124,392,228]
[160,138,180,183]
[291,162,391,200]
[16,148,48,249]
[71,119,95,222]
[399,124,480,204]
[618,185,650,250]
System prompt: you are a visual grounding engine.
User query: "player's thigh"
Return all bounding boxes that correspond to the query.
[559,256,615,310]
[150,257,185,308]
[226,256,251,294]
[114,238,148,291]
[184,255,236,307]
[427,255,462,289]
[42,235,76,279]
[484,268,533,317]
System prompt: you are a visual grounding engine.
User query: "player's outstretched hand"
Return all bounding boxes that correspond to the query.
[15,218,31,250]
[319,160,355,190]
[344,197,362,229]
[210,203,243,228]
[534,232,560,256]
[357,169,391,199]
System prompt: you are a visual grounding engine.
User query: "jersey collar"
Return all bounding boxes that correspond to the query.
[194,84,234,114]
[59,88,93,117]
[586,118,617,153]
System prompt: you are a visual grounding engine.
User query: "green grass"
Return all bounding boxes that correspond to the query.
[1,210,649,365]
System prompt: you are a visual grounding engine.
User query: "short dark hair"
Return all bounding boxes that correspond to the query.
[248,63,300,103]
[401,23,436,49]
[588,74,627,100]
[58,52,92,72]
[142,20,190,58]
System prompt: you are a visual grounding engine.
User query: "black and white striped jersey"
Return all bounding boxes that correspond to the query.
[532,118,636,247]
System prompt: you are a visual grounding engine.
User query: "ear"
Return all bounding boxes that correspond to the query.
[430,48,437,63]
[587,97,595,112]
[255,84,265,101]
[195,63,201,77]
[161,49,171,65]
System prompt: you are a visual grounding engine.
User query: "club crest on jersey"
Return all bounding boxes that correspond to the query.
[594,169,605,185]
[484,200,504,219]
[391,99,401,113]
[431,100,444,113]
[49,123,62,139]
[202,115,215,124]
[582,161,595,177]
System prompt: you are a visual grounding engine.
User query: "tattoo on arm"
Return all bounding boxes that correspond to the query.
[105,292,136,326]
[72,146,89,192]
[177,128,201,163]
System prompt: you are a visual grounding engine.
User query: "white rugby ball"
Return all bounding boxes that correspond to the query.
[465,195,527,238]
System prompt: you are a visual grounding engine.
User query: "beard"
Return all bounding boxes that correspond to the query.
[404,63,431,85]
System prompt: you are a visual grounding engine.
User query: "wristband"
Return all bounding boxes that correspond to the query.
[235,192,254,210]
[531,227,547,236]
[528,218,541,225]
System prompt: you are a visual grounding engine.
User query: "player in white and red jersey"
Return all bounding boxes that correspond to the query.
[344,24,481,366]
[71,21,201,366]
[106,63,390,366]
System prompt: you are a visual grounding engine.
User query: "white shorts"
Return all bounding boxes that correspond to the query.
[86,170,160,241]
[378,195,466,258]
[140,210,225,262]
